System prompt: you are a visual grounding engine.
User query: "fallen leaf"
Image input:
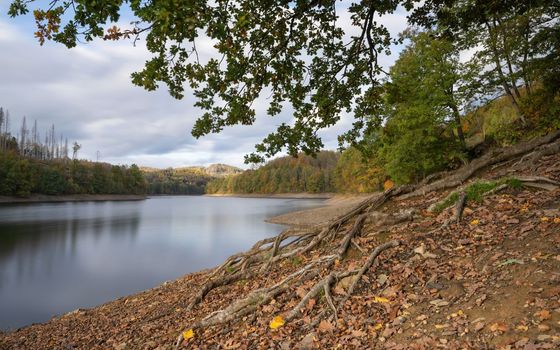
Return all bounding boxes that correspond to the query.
[470,219,480,225]
[270,316,285,329]
[317,320,335,333]
[352,329,367,337]
[489,322,508,332]
[306,298,316,311]
[297,333,315,350]
[222,339,241,349]
[182,329,195,341]
[474,322,485,332]
[377,274,388,285]
[430,299,449,307]
[372,323,383,331]
[382,327,394,338]
[374,296,390,303]
[535,310,551,321]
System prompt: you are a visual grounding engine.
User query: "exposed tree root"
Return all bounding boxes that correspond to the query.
[400,130,560,199]
[173,131,560,348]
[309,240,400,327]
[366,210,415,228]
[512,137,560,171]
[337,214,367,257]
[175,255,336,349]
[517,176,560,191]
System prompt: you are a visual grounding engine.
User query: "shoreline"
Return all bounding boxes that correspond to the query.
[0,194,147,204]
[265,194,372,226]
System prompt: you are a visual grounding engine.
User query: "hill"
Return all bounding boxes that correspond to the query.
[141,164,243,195]
[206,151,340,194]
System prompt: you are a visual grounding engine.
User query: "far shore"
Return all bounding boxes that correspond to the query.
[0,194,147,205]
[205,192,335,199]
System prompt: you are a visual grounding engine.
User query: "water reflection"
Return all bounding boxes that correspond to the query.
[0,196,323,330]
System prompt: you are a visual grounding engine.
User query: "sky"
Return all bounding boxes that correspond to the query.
[0,3,408,169]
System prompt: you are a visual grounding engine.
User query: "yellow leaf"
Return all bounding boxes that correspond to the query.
[541,217,549,222]
[269,315,285,329]
[470,219,480,225]
[383,179,394,191]
[554,217,560,224]
[182,329,195,341]
[516,325,528,332]
[373,296,390,303]
[372,323,383,331]
[435,324,447,329]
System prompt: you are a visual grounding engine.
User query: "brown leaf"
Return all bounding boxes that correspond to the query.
[222,339,241,349]
[351,329,367,337]
[306,298,316,311]
[296,287,307,298]
[317,320,335,333]
[535,310,551,321]
[382,327,395,338]
[489,322,508,333]
[297,333,315,350]
[333,285,347,296]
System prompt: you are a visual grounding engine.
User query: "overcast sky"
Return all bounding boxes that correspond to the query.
[0,4,408,169]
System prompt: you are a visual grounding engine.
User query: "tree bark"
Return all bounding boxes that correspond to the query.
[484,21,526,124]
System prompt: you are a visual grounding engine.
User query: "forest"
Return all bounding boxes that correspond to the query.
[0,109,146,197]
[206,151,340,194]
[142,164,242,195]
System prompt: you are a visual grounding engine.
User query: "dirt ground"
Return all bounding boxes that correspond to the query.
[267,195,372,227]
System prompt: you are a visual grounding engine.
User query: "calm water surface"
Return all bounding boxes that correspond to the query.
[0,196,324,330]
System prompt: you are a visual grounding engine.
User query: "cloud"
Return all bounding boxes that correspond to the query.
[0,4,407,169]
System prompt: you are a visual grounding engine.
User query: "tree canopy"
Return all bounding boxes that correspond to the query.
[8,0,560,162]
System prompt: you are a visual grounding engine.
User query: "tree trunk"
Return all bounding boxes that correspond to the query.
[484,21,526,125]
[450,102,466,148]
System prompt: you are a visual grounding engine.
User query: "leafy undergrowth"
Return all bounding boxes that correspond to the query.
[431,178,524,213]
[1,155,559,350]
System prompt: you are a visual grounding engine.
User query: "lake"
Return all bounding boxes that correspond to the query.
[0,196,324,330]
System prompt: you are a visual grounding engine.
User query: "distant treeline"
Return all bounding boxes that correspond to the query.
[206,151,343,194]
[0,108,147,197]
[0,152,146,197]
[142,164,242,195]
[142,167,214,195]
